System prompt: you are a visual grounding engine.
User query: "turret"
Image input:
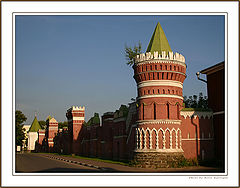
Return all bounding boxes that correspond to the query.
[66,106,85,154]
[132,22,186,167]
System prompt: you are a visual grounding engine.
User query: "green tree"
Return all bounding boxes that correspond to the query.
[124,42,142,66]
[16,110,27,147]
[38,120,46,129]
[183,93,208,109]
[58,121,68,129]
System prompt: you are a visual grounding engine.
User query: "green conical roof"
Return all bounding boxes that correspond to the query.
[46,115,52,121]
[29,116,41,132]
[146,22,172,54]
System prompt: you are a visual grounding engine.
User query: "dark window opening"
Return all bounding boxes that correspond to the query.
[167,103,170,119]
[154,103,156,120]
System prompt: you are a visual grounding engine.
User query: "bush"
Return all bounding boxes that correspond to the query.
[177,158,198,168]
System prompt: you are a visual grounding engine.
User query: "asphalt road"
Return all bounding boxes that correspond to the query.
[16,153,101,173]
[16,153,223,173]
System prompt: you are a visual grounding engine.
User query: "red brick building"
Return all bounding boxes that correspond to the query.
[36,22,217,167]
[200,62,225,164]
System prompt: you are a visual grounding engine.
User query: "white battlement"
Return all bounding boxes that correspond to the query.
[135,51,185,64]
[68,106,85,112]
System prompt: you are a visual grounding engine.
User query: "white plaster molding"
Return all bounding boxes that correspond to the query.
[49,127,58,130]
[134,148,184,153]
[180,111,213,119]
[137,94,183,100]
[137,80,183,89]
[135,51,185,64]
[137,119,181,125]
[72,117,84,121]
[67,106,85,112]
[213,111,224,115]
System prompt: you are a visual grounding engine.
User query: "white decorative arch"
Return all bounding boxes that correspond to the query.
[171,128,177,149]
[145,128,152,149]
[176,128,182,149]
[165,128,171,149]
[152,128,158,149]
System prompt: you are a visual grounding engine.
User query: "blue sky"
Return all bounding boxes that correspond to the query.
[15,15,225,124]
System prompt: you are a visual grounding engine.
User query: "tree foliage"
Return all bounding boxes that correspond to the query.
[58,121,68,129]
[38,120,46,129]
[124,42,142,66]
[183,92,209,109]
[16,110,27,146]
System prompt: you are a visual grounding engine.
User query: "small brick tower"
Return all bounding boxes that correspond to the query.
[132,22,187,167]
[66,106,85,154]
[46,116,58,150]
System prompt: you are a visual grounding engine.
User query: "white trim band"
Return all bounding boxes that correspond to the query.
[137,119,181,125]
[213,111,224,115]
[72,117,84,121]
[134,149,183,153]
[137,94,183,100]
[137,80,183,89]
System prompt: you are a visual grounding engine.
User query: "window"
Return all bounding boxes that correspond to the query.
[154,103,156,120]
[155,65,157,70]
[142,104,144,120]
[177,104,180,119]
[167,103,170,119]
[165,65,167,70]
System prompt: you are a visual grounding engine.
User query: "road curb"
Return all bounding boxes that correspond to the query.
[43,155,104,171]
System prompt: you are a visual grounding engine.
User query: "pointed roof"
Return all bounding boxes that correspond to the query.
[29,116,41,132]
[46,115,52,121]
[49,117,57,123]
[146,22,172,54]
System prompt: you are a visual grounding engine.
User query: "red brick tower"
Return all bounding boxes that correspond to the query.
[46,116,58,149]
[133,22,187,167]
[66,106,85,154]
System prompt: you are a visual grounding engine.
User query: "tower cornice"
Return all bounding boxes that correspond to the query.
[135,51,185,65]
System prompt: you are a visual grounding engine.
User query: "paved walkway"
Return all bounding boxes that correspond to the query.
[38,153,222,173]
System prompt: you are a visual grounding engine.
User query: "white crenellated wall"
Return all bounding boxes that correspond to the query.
[180,111,213,119]
[135,51,185,64]
[67,106,85,112]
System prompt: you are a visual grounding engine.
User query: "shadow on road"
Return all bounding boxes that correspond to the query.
[16,167,101,173]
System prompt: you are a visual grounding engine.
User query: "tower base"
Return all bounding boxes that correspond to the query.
[132,151,185,168]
